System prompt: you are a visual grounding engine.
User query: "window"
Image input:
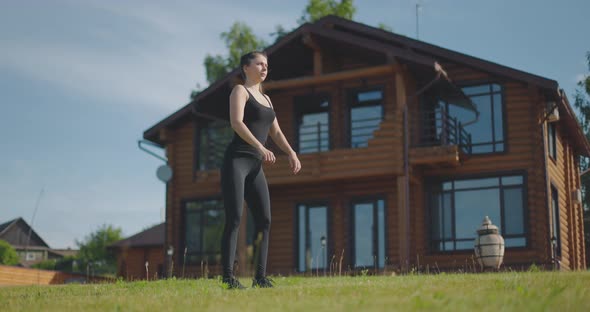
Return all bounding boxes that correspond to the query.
[26,252,36,261]
[351,198,386,268]
[446,83,504,154]
[550,186,561,257]
[184,199,225,264]
[349,89,384,148]
[548,123,557,161]
[294,94,330,154]
[429,174,527,252]
[196,120,233,170]
[296,203,328,272]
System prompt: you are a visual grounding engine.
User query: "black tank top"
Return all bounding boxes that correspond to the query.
[226,88,276,159]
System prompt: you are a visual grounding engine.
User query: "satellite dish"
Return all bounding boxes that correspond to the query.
[156,164,173,183]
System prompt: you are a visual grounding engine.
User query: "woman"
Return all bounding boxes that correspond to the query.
[220,51,301,289]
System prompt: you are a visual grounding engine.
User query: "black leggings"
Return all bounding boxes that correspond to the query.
[220,154,271,279]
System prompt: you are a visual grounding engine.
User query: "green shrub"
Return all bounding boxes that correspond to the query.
[0,239,19,265]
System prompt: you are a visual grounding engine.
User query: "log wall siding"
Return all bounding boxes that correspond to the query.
[546,118,587,270]
[265,177,398,274]
[163,73,404,276]
[412,64,555,268]
[115,247,165,280]
[0,265,111,285]
[159,61,586,274]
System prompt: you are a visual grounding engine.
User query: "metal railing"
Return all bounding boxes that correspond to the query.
[414,107,472,154]
[298,122,330,154]
[350,116,383,148]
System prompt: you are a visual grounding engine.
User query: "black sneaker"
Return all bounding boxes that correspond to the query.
[222,277,246,290]
[252,276,274,288]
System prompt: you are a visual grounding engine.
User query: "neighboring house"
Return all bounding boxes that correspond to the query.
[109,223,165,280]
[143,15,588,275]
[0,218,77,267]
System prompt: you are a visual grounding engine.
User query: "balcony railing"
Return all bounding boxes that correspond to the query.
[413,107,472,154]
[299,122,329,154]
[350,116,382,148]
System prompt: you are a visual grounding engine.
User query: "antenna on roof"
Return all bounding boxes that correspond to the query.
[416,2,422,40]
[25,188,44,262]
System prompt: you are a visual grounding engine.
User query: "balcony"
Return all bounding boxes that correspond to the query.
[264,113,401,185]
[410,107,472,167]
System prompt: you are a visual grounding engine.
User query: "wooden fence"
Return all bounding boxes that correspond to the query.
[0,265,112,286]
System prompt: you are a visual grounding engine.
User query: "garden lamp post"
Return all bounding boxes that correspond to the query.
[320,235,326,275]
[167,245,174,277]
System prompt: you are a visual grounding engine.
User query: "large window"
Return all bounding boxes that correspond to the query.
[429,174,527,252]
[294,94,330,154]
[196,120,233,170]
[351,198,386,268]
[548,123,557,161]
[446,83,504,154]
[184,199,225,264]
[296,203,329,272]
[348,89,384,148]
[550,186,561,257]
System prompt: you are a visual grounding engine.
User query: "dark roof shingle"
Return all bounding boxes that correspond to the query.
[109,223,164,249]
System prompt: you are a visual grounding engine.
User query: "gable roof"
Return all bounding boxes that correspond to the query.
[143,15,590,156]
[0,217,50,248]
[0,219,16,235]
[109,223,164,249]
[316,16,559,90]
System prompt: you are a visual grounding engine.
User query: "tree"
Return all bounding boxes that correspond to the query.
[200,22,267,88]
[270,24,289,44]
[298,0,356,24]
[194,0,359,98]
[377,22,394,32]
[75,224,122,275]
[572,51,590,267]
[0,239,19,265]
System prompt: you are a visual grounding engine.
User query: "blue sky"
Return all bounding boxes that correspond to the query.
[1,0,588,249]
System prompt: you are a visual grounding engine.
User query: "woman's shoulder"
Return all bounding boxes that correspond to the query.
[231,84,249,99]
[232,84,247,92]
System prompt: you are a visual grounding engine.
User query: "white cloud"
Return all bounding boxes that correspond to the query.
[575,73,587,83]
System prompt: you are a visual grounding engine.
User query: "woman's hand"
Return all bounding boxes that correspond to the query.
[288,151,301,175]
[257,146,276,164]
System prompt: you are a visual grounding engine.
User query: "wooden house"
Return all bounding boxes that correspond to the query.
[0,218,77,267]
[143,16,588,275]
[109,223,165,280]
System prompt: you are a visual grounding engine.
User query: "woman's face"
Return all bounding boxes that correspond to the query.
[243,54,268,82]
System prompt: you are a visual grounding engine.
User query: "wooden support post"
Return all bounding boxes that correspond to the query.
[397,176,408,271]
[303,34,322,76]
[395,70,410,271]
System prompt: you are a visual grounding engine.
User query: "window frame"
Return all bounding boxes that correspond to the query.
[426,171,529,254]
[446,81,507,155]
[181,197,225,265]
[348,195,388,269]
[293,93,332,154]
[550,184,561,258]
[193,119,233,173]
[346,86,385,148]
[548,123,557,162]
[294,201,331,272]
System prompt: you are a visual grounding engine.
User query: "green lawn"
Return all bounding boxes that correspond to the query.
[1,271,589,311]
